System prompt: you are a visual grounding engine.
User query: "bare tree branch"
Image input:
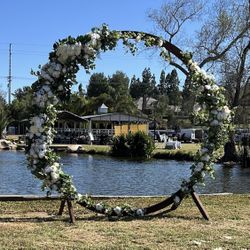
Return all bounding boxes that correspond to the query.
[199,24,250,68]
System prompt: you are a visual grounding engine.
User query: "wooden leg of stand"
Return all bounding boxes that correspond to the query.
[191,192,210,221]
[58,200,66,216]
[66,199,75,224]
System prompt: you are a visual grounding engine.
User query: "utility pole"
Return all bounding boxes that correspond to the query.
[8,43,12,104]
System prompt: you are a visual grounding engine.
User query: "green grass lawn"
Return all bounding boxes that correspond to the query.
[0,194,249,249]
[79,143,201,161]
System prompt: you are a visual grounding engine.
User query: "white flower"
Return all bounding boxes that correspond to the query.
[113,206,122,215]
[210,120,219,126]
[83,46,95,56]
[189,62,201,72]
[201,155,210,162]
[193,103,202,112]
[217,106,230,120]
[187,59,193,66]
[205,85,211,90]
[56,43,82,64]
[200,69,207,76]
[181,185,190,193]
[211,110,218,115]
[136,34,141,42]
[223,106,230,114]
[206,74,215,82]
[51,172,59,182]
[77,194,83,200]
[158,39,163,47]
[89,32,101,47]
[30,125,38,134]
[173,195,181,205]
[200,147,209,154]
[201,171,206,178]
[211,84,219,91]
[95,203,104,212]
[198,85,205,92]
[136,209,144,217]
[44,166,52,174]
[196,162,204,171]
[38,150,45,159]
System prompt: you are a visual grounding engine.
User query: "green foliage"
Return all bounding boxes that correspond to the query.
[108,71,137,114]
[9,86,33,121]
[166,69,182,106]
[111,134,130,157]
[112,131,155,158]
[129,75,141,99]
[182,77,196,115]
[109,71,129,96]
[129,68,158,114]
[61,92,87,115]
[0,107,9,139]
[0,92,10,138]
[128,131,155,158]
[87,73,109,97]
[158,70,168,95]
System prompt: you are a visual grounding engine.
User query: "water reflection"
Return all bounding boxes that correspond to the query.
[0,151,249,195]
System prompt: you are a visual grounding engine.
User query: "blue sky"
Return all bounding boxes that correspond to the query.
[0,0,183,100]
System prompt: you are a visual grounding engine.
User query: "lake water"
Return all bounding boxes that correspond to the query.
[0,151,249,195]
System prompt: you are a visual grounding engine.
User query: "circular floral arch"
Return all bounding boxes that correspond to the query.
[27,24,232,217]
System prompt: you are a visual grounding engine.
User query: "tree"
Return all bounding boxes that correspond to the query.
[158,70,168,95]
[148,0,250,97]
[63,92,87,115]
[129,68,158,113]
[108,71,137,113]
[87,73,109,97]
[166,69,182,106]
[181,77,196,115]
[152,95,169,127]
[0,92,8,138]
[9,87,33,122]
[148,0,203,75]
[129,75,142,99]
[148,0,250,163]
[109,71,129,96]
[220,38,250,125]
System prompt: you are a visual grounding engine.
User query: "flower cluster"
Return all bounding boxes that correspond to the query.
[56,43,82,64]
[33,85,58,108]
[26,24,232,218]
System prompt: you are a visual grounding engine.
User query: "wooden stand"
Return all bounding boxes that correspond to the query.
[191,192,209,220]
[58,199,75,223]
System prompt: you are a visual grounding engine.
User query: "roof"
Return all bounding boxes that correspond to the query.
[57,111,87,122]
[82,112,149,122]
[136,97,157,110]
[99,103,108,109]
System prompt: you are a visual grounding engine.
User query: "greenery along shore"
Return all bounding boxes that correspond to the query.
[14,142,206,161]
[0,194,249,249]
[65,143,200,161]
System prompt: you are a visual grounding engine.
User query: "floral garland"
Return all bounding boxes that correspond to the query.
[26,24,232,217]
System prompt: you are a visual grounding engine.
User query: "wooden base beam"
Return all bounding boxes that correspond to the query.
[191,192,210,220]
[58,199,75,223]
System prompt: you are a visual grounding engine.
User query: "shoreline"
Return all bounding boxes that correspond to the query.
[5,142,199,161]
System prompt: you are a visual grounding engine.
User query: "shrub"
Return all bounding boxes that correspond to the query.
[112,131,155,158]
[111,134,130,157]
